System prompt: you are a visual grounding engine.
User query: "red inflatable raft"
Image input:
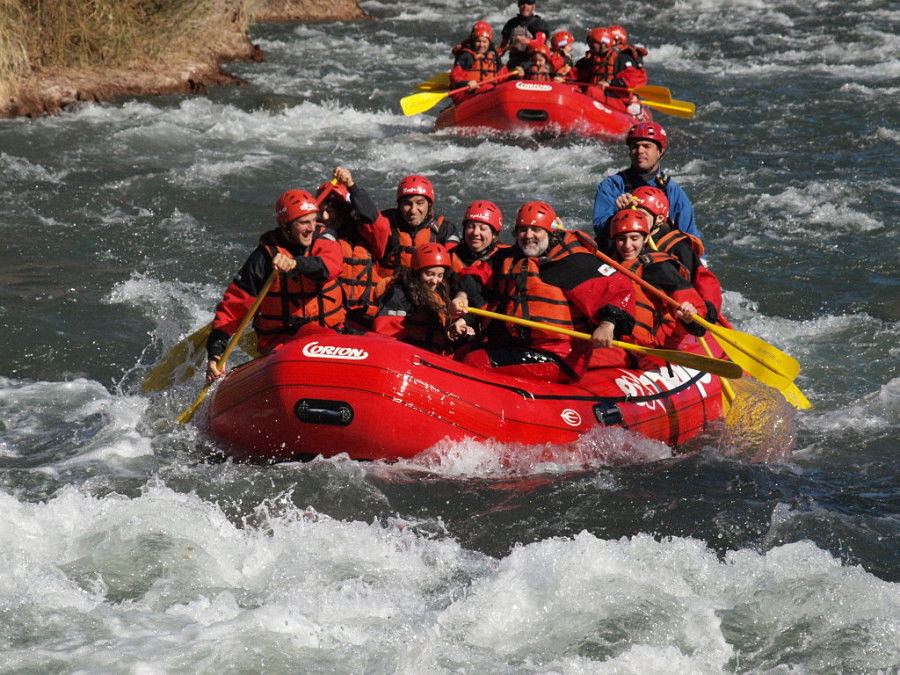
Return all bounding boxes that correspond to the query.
[204,331,724,463]
[434,80,652,140]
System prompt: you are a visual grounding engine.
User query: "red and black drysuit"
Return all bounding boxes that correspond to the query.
[649,224,722,318]
[618,250,709,351]
[207,226,344,359]
[367,209,460,275]
[447,239,508,272]
[574,45,647,113]
[450,44,507,94]
[457,239,635,383]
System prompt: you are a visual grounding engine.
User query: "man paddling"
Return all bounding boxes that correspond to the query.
[592,122,701,254]
[205,189,344,383]
[456,201,635,383]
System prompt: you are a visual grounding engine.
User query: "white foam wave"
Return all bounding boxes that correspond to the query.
[0,377,152,464]
[388,425,673,479]
[1,485,895,671]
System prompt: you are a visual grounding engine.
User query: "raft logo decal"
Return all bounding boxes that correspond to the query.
[614,366,711,410]
[592,101,611,114]
[302,341,369,361]
[515,82,553,92]
[560,408,582,427]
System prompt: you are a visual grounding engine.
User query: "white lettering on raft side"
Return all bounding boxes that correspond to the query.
[592,100,612,114]
[301,341,369,361]
[515,82,553,92]
[614,365,712,411]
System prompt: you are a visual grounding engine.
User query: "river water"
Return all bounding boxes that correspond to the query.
[1,0,897,671]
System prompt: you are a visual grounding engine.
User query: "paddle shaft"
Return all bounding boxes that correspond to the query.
[401,70,515,116]
[176,269,277,423]
[466,306,742,379]
[177,181,338,423]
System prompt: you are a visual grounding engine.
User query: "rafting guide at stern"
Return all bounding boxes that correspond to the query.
[593,122,700,247]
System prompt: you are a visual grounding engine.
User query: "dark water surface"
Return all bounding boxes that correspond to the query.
[0,0,897,671]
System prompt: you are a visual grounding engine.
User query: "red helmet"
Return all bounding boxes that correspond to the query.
[515,201,559,232]
[610,209,650,238]
[608,25,627,45]
[463,200,503,233]
[529,41,551,59]
[396,175,434,203]
[626,122,668,152]
[550,30,574,50]
[317,181,350,205]
[275,189,318,225]
[632,186,669,220]
[412,243,450,270]
[471,21,492,41]
[586,27,613,48]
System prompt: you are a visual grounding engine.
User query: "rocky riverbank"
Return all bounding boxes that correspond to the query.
[1,0,368,118]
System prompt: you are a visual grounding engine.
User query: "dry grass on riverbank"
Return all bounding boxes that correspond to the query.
[0,0,367,117]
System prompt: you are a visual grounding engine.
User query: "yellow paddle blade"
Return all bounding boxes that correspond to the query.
[641,98,695,118]
[707,333,811,410]
[401,90,450,116]
[698,317,801,380]
[141,323,212,393]
[415,72,451,91]
[466,306,742,379]
[631,85,673,103]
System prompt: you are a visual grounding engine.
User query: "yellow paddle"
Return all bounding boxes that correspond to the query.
[639,98,695,119]
[607,85,674,103]
[142,323,212,393]
[466,306,743,380]
[175,180,338,422]
[401,71,515,116]
[141,324,259,393]
[177,269,277,424]
[645,233,735,406]
[414,72,451,91]
[591,248,810,409]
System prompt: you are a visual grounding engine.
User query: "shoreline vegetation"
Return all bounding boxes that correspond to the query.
[0,0,368,118]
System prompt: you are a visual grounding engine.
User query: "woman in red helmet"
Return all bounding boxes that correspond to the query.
[520,40,556,81]
[373,243,472,354]
[549,30,575,80]
[205,188,345,382]
[448,200,507,270]
[608,208,709,350]
[457,201,635,383]
[450,21,508,96]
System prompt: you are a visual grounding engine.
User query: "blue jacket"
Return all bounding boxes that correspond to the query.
[592,168,701,241]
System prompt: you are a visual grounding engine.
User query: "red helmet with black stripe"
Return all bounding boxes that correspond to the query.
[515,201,560,232]
[471,21,492,41]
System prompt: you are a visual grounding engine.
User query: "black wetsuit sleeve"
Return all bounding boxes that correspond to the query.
[348,184,379,225]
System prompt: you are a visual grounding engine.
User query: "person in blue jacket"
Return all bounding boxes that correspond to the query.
[592,122,700,254]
